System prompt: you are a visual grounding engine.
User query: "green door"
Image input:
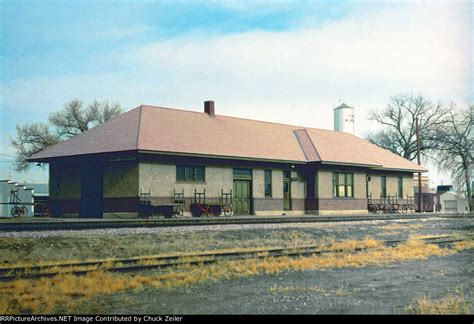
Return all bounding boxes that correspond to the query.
[233,180,251,215]
[283,180,292,211]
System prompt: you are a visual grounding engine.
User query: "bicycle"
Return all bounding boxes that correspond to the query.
[10,205,28,218]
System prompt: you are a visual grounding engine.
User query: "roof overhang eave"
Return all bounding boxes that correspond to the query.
[370,166,428,173]
[26,156,49,163]
[27,149,139,163]
[138,150,306,164]
[319,161,428,173]
[319,161,382,168]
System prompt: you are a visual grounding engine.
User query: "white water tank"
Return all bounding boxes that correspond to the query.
[334,103,355,134]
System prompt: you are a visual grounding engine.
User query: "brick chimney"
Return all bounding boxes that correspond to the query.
[204,100,215,116]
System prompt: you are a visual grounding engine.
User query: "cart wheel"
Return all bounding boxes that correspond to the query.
[212,205,221,217]
[190,204,202,217]
[41,206,51,217]
[223,205,233,217]
[175,206,184,217]
[370,205,378,214]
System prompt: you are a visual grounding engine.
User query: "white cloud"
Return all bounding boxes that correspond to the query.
[124,1,470,129]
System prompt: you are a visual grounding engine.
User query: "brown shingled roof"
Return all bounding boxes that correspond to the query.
[28,104,426,172]
[304,128,426,171]
[137,105,306,162]
[29,106,142,159]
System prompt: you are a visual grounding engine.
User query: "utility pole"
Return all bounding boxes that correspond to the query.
[416,117,423,213]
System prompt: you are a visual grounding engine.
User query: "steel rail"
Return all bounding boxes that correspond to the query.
[0,234,472,282]
[0,213,471,232]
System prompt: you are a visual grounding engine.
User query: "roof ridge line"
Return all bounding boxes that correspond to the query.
[141,104,337,133]
[136,105,144,149]
[306,129,382,166]
[301,128,321,161]
[293,128,321,162]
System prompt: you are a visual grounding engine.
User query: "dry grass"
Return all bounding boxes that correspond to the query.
[453,240,474,251]
[1,236,381,275]
[1,236,471,314]
[1,246,280,271]
[408,293,471,314]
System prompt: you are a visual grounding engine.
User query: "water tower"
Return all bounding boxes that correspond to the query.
[334,103,355,134]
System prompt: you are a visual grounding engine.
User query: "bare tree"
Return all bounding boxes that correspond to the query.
[435,104,473,211]
[11,99,123,171]
[11,123,60,171]
[49,99,123,138]
[366,94,448,161]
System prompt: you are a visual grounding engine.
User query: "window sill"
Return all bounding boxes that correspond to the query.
[175,181,207,184]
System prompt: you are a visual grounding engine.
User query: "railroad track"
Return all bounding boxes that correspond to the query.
[1,234,472,282]
[1,213,471,232]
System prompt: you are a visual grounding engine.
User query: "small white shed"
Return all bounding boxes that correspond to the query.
[0,180,12,217]
[0,180,34,217]
[16,184,34,217]
[439,192,470,213]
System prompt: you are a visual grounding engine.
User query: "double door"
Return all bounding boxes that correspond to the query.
[233,180,251,215]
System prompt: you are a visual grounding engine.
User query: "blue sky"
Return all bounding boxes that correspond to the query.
[0,0,472,185]
[1,1,359,81]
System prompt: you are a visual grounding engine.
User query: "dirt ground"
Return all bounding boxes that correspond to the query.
[81,249,473,314]
[1,216,473,314]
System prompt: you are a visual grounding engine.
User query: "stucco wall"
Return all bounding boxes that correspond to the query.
[252,169,264,198]
[317,170,333,199]
[139,162,305,215]
[367,173,413,199]
[139,162,233,198]
[316,170,366,199]
[251,168,288,199]
[291,171,305,199]
[311,169,416,215]
[353,173,367,199]
[403,175,414,198]
[103,160,139,198]
[273,171,284,199]
[251,168,304,215]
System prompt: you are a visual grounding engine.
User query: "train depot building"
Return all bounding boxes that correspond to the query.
[28,101,426,218]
